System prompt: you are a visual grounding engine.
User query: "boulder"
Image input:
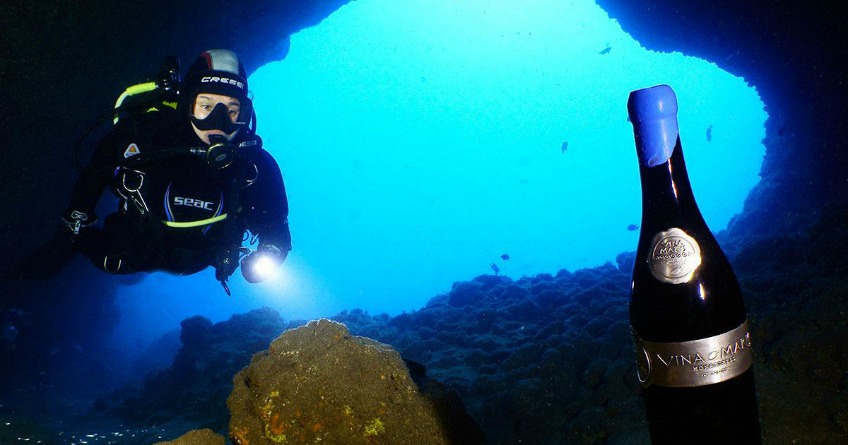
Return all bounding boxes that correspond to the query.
[227,319,484,445]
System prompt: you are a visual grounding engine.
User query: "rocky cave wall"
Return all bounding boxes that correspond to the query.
[595,0,847,240]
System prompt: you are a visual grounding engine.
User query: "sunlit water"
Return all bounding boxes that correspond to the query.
[110,0,765,354]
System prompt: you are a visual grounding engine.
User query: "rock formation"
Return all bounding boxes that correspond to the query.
[227,319,484,445]
[153,428,226,445]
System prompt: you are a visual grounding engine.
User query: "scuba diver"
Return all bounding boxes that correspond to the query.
[5,49,291,294]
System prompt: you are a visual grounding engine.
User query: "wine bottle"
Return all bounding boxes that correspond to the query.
[627,84,762,444]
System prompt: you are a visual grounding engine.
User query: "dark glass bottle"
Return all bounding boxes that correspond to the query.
[627,84,762,444]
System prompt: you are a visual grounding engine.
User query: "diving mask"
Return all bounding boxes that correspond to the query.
[191,101,250,134]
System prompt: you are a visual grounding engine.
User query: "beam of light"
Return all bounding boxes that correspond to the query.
[245,254,280,282]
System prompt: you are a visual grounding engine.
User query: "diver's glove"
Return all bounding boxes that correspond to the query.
[241,244,286,283]
[61,209,98,236]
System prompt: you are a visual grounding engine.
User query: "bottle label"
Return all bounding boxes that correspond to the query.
[647,228,702,284]
[631,319,753,388]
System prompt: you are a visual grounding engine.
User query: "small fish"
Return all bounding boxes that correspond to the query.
[706,125,713,142]
[627,224,640,232]
[560,141,569,153]
[500,254,510,261]
[490,263,500,275]
[599,46,612,55]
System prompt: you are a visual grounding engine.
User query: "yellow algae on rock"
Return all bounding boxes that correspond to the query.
[363,417,385,437]
[153,428,226,445]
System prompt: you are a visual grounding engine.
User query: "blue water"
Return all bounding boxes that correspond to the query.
[107,0,765,357]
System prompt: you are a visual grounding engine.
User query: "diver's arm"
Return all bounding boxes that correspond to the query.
[63,132,119,230]
[237,148,291,283]
[241,148,292,255]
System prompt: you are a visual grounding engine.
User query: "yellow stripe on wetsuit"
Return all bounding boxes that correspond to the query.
[163,213,228,228]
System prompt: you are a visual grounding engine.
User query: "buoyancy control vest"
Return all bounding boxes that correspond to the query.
[109,120,263,276]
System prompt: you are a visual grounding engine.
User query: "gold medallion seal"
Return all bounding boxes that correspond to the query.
[648,228,701,284]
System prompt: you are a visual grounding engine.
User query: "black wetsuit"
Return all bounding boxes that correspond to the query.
[68,110,291,276]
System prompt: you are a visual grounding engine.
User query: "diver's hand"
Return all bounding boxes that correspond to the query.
[61,209,97,236]
[241,244,285,283]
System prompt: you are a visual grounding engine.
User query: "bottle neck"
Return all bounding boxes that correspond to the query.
[638,139,701,223]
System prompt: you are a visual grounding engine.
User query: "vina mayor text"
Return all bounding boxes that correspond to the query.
[632,320,753,387]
